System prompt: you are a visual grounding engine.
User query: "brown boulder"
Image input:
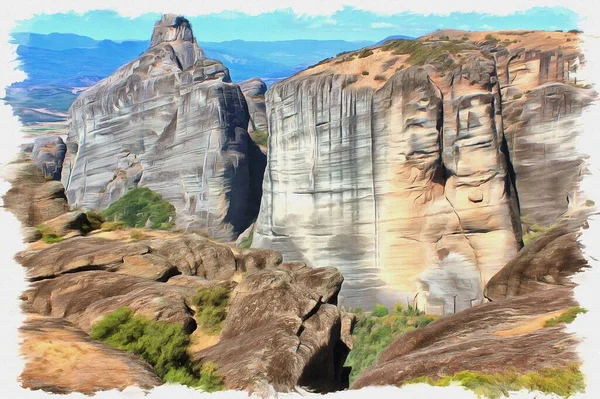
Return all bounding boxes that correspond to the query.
[2,162,69,227]
[22,270,196,333]
[485,212,590,301]
[192,265,350,394]
[38,211,93,238]
[151,235,237,279]
[352,287,580,389]
[235,247,283,273]
[19,314,162,394]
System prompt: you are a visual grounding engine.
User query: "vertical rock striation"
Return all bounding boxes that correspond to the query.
[255,30,592,312]
[64,14,265,240]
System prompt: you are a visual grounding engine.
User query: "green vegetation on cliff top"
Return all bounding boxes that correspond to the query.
[345,303,436,384]
[102,187,175,230]
[90,307,224,391]
[190,286,230,335]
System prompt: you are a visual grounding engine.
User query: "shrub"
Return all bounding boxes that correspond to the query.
[250,129,268,147]
[101,220,128,232]
[85,210,105,231]
[36,224,63,244]
[361,71,369,76]
[102,187,175,229]
[544,307,587,328]
[191,286,230,334]
[404,364,585,398]
[345,302,436,383]
[129,230,146,241]
[90,307,224,392]
[485,33,500,43]
[238,229,254,249]
[374,74,386,81]
[358,49,374,58]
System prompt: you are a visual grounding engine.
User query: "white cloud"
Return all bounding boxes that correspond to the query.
[371,22,397,29]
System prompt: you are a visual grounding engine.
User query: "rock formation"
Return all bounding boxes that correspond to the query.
[352,208,591,389]
[351,286,580,389]
[19,314,162,394]
[16,225,351,394]
[64,14,266,240]
[240,77,268,134]
[254,30,593,312]
[192,262,352,394]
[30,136,66,181]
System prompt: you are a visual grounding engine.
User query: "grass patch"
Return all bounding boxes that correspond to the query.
[345,303,436,384]
[381,39,477,67]
[250,129,268,147]
[357,49,374,58]
[374,74,386,81]
[101,220,128,232]
[361,70,369,76]
[238,229,254,249]
[522,223,550,245]
[102,187,175,230]
[544,307,587,328]
[129,230,146,241]
[91,307,224,391]
[404,363,585,398]
[190,286,231,335]
[36,224,63,244]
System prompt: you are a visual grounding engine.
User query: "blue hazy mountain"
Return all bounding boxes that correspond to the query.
[7,32,380,123]
[375,35,416,45]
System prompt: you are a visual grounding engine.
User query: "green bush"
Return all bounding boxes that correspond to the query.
[345,302,436,384]
[382,39,477,66]
[85,210,105,231]
[374,75,386,81]
[191,286,231,334]
[544,307,587,328]
[129,230,146,241]
[102,187,175,229]
[250,129,268,147]
[361,70,370,76]
[358,49,374,58]
[36,224,63,244]
[101,220,128,232]
[238,229,254,249]
[404,363,585,398]
[90,307,224,392]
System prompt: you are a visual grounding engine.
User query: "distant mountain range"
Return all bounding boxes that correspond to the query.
[5,33,416,124]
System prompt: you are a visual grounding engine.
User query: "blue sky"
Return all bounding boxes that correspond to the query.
[12,7,579,42]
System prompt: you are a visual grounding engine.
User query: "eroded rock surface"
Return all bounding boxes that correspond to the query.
[254,29,592,312]
[240,77,268,134]
[30,136,66,181]
[352,286,580,389]
[192,262,351,394]
[2,162,69,227]
[485,211,590,301]
[64,14,266,240]
[19,314,162,394]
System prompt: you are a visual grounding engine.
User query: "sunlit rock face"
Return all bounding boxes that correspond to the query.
[254,66,521,311]
[64,14,265,240]
[255,30,590,312]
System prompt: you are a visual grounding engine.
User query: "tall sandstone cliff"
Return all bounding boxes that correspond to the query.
[64,15,266,240]
[254,30,594,312]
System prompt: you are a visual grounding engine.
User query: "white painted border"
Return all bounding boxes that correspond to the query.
[1,2,598,398]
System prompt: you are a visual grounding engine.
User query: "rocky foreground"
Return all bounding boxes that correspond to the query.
[5,161,354,395]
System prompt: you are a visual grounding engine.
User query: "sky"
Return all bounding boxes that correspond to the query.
[11,6,580,42]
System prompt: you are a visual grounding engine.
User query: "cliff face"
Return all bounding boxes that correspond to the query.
[64,15,265,240]
[254,30,592,312]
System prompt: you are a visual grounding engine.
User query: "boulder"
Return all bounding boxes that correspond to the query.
[30,136,66,181]
[19,314,162,394]
[2,162,69,227]
[235,247,283,273]
[485,211,590,301]
[192,264,351,394]
[352,286,580,389]
[21,270,197,333]
[38,211,92,238]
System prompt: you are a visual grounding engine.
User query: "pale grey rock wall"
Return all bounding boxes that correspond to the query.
[254,66,522,312]
[64,15,265,240]
[240,77,268,134]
